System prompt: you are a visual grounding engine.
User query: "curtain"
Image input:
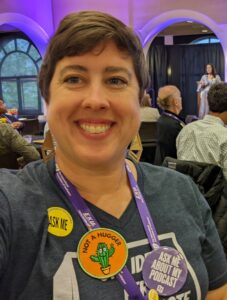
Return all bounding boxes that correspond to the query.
[148,45,168,107]
[148,43,224,117]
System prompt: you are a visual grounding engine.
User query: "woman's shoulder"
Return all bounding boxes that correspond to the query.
[136,161,208,214]
[0,160,50,195]
[137,161,191,187]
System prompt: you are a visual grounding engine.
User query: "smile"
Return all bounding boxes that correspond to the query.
[79,123,111,134]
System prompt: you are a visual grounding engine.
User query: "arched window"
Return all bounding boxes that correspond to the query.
[0,35,42,115]
[191,35,220,45]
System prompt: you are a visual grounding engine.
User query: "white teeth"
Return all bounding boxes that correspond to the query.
[80,123,111,134]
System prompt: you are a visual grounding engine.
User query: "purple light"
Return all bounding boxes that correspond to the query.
[0,13,49,55]
[138,9,227,80]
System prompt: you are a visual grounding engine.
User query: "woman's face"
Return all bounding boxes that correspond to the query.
[206,64,213,74]
[47,41,140,168]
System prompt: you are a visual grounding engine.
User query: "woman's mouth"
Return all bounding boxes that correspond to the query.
[79,123,111,134]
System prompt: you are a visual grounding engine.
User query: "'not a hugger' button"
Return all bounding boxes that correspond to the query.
[48,207,73,237]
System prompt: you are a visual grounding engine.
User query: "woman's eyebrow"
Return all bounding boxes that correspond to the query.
[59,65,88,77]
[104,66,132,79]
[59,65,132,79]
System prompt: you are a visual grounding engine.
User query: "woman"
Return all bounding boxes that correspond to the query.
[140,92,160,122]
[197,64,221,118]
[0,11,226,300]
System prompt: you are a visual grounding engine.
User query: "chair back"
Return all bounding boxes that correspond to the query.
[0,152,19,169]
[139,122,157,147]
[41,130,55,162]
[22,119,40,135]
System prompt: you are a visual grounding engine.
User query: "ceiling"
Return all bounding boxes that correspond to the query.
[158,21,213,37]
[0,20,214,37]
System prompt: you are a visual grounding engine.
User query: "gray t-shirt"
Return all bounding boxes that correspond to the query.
[0,160,226,299]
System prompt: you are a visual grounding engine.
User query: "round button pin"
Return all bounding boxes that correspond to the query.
[142,246,188,296]
[148,289,159,300]
[77,228,128,280]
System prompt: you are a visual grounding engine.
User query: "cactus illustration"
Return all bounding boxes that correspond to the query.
[90,242,115,275]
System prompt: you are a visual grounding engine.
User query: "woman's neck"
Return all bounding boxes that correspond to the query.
[55,151,137,217]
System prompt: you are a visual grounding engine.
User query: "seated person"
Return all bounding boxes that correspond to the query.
[0,11,226,300]
[154,85,185,165]
[197,63,221,119]
[177,82,227,180]
[0,97,23,130]
[140,92,160,122]
[0,123,40,167]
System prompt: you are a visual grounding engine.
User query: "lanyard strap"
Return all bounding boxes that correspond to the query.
[163,112,185,125]
[125,164,160,249]
[55,163,161,299]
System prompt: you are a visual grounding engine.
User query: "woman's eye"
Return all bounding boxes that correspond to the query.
[64,76,82,84]
[107,77,127,87]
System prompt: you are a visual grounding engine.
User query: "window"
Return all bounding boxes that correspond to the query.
[0,36,42,115]
[191,36,220,45]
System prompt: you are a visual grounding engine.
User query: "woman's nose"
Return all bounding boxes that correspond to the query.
[81,85,110,110]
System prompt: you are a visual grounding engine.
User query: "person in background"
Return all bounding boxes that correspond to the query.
[154,85,185,165]
[0,98,23,130]
[177,82,227,181]
[197,63,221,119]
[140,91,160,122]
[0,11,226,300]
[0,123,40,166]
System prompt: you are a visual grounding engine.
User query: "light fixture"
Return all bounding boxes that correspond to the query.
[202,29,208,33]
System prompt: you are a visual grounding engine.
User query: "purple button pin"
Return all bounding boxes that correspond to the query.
[142,246,188,296]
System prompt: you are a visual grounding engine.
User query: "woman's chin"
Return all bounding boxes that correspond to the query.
[81,153,118,166]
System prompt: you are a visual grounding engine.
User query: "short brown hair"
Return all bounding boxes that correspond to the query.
[208,83,227,112]
[39,10,149,102]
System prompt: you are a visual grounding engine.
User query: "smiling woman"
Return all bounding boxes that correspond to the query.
[0,10,226,300]
[47,41,141,169]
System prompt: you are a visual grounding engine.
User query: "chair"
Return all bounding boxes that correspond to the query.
[139,122,157,147]
[128,133,142,162]
[22,119,40,135]
[41,130,55,162]
[162,156,224,210]
[0,152,19,169]
[162,156,227,254]
[139,122,158,163]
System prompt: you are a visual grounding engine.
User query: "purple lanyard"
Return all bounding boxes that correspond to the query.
[55,163,161,299]
[162,112,185,125]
